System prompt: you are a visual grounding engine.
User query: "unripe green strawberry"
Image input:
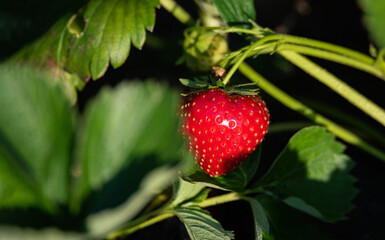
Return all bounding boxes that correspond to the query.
[180,89,269,177]
[184,31,228,73]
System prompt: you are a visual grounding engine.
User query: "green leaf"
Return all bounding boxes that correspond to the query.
[86,165,179,236]
[252,126,357,222]
[257,195,334,240]
[211,0,256,28]
[184,146,261,192]
[0,65,75,211]
[246,197,269,240]
[359,0,385,48]
[174,207,234,240]
[171,178,207,207]
[9,15,85,102]
[71,80,182,212]
[179,78,210,89]
[66,0,159,79]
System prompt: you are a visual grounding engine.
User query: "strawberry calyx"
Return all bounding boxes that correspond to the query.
[180,66,260,97]
[179,76,259,97]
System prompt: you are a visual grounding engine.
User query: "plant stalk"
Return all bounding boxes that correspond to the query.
[107,191,243,239]
[279,51,385,127]
[276,44,383,78]
[198,191,242,208]
[107,211,174,239]
[159,0,195,26]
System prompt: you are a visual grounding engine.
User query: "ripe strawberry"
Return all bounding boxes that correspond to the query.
[180,88,269,177]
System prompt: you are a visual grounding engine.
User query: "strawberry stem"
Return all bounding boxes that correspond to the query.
[197,191,242,208]
[159,0,195,26]
[280,51,385,127]
[222,39,263,86]
[238,62,385,162]
[106,192,243,239]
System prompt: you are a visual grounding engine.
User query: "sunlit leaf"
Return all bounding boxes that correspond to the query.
[252,126,357,222]
[171,178,207,207]
[66,0,159,79]
[174,207,234,240]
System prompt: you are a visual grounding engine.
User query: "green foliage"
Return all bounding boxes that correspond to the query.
[211,0,256,28]
[258,195,333,240]
[71,80,182,212]
[9,0,159,82]
[66,0,159,79]
[1,0,379,239]
[0,64,358,238]
[171,178,207,207]
[251,127,357,223]
[0,64,183,237]
[247,197,270,240]
[184,146,261,192]
[86,165,179,236]
[360,0,385,49]
[174,206,234,240]
[0,65,75,211]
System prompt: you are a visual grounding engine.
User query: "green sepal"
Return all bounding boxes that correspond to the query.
[180,77,260,97]
[179,78,211,89]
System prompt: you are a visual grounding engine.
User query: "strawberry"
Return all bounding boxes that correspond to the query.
[180,88,269,177]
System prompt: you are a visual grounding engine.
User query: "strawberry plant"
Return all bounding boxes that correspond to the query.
[0,0,384,239]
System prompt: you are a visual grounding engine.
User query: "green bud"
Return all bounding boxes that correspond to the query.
[184,31,228,72]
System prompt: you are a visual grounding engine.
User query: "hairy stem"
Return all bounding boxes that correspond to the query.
[107,211,174,239]
[221,33,384,80]
[107,192,243,239]
[239,62,385,162]
[159,0,195,26]
[276,44,383,78]
[280,51,385,127]
[198,191,242,208]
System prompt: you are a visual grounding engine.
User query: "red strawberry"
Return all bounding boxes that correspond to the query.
[180,88,269,177]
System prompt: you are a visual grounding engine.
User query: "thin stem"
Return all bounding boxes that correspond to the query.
[198,191,241,208]
[220,43,277,68]
[229,33,374,64]
[280,51,385,127]
[276,35,375,65]
[185,26,266,36]
[238,62,385,162]
[222,41,259,85]
[107,192,243,239]
[221,33,384,80]
[107,212,175,239]
[276,44,383,78]
[159,0,195,26]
